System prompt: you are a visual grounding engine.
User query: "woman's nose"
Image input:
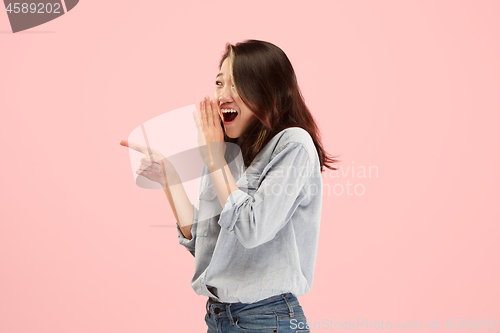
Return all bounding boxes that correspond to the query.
[218,86,233,104]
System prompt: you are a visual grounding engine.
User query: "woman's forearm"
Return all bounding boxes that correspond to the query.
[163,171,194,240]
[210,159,240,208]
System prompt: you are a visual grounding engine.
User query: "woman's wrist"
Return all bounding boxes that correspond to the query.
[158,159,180,188]
[210,154,227,173]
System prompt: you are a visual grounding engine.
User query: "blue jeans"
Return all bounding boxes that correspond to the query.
[205,293,310,333]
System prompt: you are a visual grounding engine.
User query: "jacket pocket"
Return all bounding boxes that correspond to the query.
[196,187,218,237]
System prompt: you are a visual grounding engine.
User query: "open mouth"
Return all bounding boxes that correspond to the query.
[221,109,238,124]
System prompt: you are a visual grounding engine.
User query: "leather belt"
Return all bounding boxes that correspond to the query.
[208,292,289,305]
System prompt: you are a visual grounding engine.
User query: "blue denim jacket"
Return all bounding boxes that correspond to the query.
[176,127,323,303]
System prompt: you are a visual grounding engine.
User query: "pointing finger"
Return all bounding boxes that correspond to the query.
[120,140,149,154]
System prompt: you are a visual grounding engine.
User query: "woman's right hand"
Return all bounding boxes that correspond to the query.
[119,140,175,189]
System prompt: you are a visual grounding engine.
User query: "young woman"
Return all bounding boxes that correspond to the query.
[120,39,339,333]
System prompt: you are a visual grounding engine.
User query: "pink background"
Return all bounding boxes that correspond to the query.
[1,0,499,332]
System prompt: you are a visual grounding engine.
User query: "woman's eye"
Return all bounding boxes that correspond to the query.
[215,81,222,86]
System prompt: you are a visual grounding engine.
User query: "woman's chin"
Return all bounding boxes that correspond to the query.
[226,130,237,139]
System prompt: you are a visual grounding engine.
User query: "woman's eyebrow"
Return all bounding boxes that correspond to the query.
[216,73,223,79]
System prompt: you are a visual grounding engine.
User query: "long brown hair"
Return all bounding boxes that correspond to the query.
[220,40,340,172]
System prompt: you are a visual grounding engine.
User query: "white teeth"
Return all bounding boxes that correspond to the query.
[221,109,238,113]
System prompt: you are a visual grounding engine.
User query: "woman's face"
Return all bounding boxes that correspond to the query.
[214,58,256,139]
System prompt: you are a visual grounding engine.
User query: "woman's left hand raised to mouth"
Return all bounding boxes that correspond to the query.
[192,95,226,172]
